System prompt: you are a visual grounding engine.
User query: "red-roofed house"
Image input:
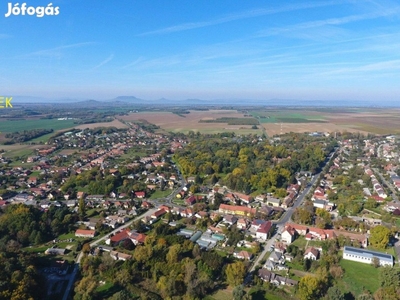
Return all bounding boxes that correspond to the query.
[135,191,146,198]
[234,250,253,260]
[256,221,273,240]
[218,204,256,216]
[75,229,96,238]
[304,247,319,260]
[185,195,197,206]
[151,208,166,220]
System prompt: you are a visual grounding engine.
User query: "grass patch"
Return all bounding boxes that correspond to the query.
[291,236,308,249]
[173,199,185,205]
[149,189,172,199]
[23,246,48,253]
[339,258,380,295]
[208,288,233,300]
[56,233,75,242]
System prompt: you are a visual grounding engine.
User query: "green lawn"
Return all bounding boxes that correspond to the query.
[149,189,172,199]
[23,246,48,253]
[339,259,380,295]
[291,236,308,249]
[57,232,76,240]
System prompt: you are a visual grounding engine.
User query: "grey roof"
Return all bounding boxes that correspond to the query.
[343,246,393,262]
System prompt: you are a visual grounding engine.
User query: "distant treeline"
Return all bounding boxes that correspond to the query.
[74,118,113,125]
[4,128,53,144]
[172,110,190,117]
[199,117,259,126]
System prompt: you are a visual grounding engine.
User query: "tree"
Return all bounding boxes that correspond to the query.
[225,261,246,286]
[78,197,86,220]
[298,275,322,300]
[233,285,246,300]
[371,257,380,268]
[369,225,391,249]
[379,266,400,288]
[326,286,345,300]
[82,243,91,254]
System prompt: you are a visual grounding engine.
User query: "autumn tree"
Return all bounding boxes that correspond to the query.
[225,261,246,286]
[369,225,391,249]
[298,275,323,300]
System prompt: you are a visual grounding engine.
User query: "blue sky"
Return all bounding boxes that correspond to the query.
[1,0,400,102]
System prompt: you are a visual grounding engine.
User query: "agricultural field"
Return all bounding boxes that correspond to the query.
[0,118,76,133]
[120,108,400,136]
[120,110,264,135]
[73,119,128,130]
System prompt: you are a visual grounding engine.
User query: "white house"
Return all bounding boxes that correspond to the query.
[304,247,319,260]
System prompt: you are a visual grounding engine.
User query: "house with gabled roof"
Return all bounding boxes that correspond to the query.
[218,204,256,216]
[234,250,253,260]
[304,247,319,260]
[75,229,96,238]
[256,221,273,241]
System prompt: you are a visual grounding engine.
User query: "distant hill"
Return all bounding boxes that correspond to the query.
[8,95,400,108]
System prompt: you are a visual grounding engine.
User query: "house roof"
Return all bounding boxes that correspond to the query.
[110,229,130,243]
[75,229,95,236]
[219,204,256,215]
[257,221,272,234]
[304,247,319,257]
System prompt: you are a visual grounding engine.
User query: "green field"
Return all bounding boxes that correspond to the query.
[250,111,326,124]
[0,119,76,133]
[338,259,380,295]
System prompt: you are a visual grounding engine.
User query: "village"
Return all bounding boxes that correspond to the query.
[1,122,400,299]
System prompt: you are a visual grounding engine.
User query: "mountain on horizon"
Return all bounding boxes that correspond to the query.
[8,95,400,108]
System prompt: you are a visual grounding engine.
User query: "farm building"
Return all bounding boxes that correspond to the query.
[343,246,393,267]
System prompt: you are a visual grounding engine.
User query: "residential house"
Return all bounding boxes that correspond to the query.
[223,214,238,225]
[234,250,253,260]
[236,218,248,230]
[151,208,167,220]
[135,191,146,198]
[258,269,298,286]
[185,195,197,206]
[256,221,273,241]
[266,197,281,207]
[218,204,256,217]
[110,250,132,261]
[304,247,319,260]
[281,226,297,244]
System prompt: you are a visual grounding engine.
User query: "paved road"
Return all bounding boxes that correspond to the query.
[372,168,399,202]
[249,175,320,274]
[247,149,337,276]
